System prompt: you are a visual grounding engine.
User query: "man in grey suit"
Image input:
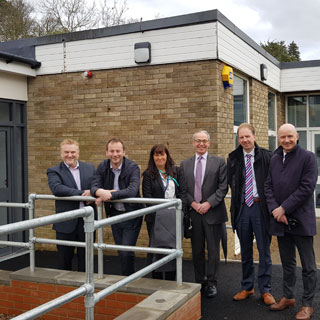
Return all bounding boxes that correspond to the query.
[47,139,95,272]
[180,130,228,298]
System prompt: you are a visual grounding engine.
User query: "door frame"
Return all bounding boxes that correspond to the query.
[310,131,320,217]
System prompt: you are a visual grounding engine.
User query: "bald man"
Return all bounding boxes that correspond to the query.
[265,123,317,320]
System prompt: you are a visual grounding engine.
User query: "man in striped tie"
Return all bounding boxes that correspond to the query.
[227,123,275,305]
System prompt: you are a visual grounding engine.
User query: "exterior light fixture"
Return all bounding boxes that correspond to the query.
[260,64,268,81]
[134,42,151,64]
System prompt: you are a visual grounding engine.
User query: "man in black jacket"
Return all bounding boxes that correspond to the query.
[91,138,142,276]
[227,123,275,305]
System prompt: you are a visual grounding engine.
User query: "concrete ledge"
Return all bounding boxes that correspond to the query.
[8,267,201,319]
[0,270,11,285]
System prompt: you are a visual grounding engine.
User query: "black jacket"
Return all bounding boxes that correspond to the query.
[227,144,272,232]
[142,166,187,226]
[91,157,142,216]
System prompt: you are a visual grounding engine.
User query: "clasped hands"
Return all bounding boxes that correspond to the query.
[192,201,211,215]
[94,189,116,205]
[272,206,288,225]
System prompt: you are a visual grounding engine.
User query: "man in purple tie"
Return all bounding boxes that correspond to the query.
[227,123,275,305]
[180,130,228,298]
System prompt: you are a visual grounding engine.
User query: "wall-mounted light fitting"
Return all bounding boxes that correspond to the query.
[260,64,268,81]
[134,42,151,64]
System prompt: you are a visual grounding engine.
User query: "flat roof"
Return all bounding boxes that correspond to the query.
[0,9,318,69]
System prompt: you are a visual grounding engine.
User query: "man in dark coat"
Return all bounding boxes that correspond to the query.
[265,123,318,320]
[47,139,95,272]
[180,130,228,298]
[227,123,275,305]
[91,138,142,276]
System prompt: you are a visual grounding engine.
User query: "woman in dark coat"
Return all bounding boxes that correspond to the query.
[142,144,187,280]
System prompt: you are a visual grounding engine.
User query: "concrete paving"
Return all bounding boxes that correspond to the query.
[0,251,319,320]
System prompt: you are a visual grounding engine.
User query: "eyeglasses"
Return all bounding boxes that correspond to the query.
[194,139,209,144]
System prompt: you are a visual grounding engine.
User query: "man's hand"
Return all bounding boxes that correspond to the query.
[272,206,288,224]
[95,189,113,201]
[191,201,201,213]
[82,189,93,204]
[198,201,211,215]
[191,201,211,215]
[95,197,103,206]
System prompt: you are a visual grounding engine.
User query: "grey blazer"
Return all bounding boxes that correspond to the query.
[47,161,96,233]
[180,154,228,224]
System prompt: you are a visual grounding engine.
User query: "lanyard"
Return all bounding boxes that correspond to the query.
[158,169,180,188]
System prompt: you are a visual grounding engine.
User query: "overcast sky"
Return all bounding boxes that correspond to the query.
[124,0,320,61]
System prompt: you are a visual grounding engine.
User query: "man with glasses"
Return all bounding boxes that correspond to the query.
[180,130,228,298]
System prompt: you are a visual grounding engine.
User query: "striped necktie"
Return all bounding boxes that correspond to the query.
[245,154,254,207]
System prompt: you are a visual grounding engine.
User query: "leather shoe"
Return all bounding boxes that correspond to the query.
[206,285,217,298]
[269,297,296,311]
[233,288,254,301]
[295,306,313,320]
[261,293,276,305]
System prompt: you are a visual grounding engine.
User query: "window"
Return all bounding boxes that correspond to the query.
[309,95,320,127]
[268,92,277,151]
[233,75,249,147]
[287,96,307,127]
[233,75,248,127]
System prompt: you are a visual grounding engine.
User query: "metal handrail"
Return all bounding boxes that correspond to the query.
[0,194,183,319]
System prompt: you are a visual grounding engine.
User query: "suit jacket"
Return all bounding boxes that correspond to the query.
[180,153,228,224]
[227,143,272,232]
[90,157,143,216]
[142,166,187,225]
[47,161,96,233]
[264,144,317,236]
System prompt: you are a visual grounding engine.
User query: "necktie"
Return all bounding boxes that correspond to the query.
[245,154,254,207]
[194,156,203,203]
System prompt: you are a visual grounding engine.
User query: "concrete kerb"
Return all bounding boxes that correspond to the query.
[2,267,200,319]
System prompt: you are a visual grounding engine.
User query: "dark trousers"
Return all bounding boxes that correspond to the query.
[56,218,85,272]
[236,202,272,293]
[111,208,142,276]
[190,210,222,286]
[277,234,317,306]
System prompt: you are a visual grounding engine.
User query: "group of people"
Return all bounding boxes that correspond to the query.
[47,123,318,320]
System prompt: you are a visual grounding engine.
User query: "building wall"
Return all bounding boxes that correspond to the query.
[27,59,237,259]
[0,72,28,101]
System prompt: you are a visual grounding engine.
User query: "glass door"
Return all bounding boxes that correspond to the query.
[311,131,320,217]
[0,128,11,255]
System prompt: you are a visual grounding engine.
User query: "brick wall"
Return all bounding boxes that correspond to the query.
[27,60,236,259]
[27,60,275,261]
[0,280,146,319]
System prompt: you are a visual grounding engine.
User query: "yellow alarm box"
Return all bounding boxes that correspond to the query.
[222,66,233,88]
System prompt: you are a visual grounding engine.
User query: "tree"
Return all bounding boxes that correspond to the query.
[261,40,301,62]
[37,0,98,34]
[287,41,300,61]
[0,0,36,41]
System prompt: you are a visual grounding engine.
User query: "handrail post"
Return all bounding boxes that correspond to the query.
[97,204,104,279]
[84,207,95,320]
[175,199,183,287]
[28,194,36,272]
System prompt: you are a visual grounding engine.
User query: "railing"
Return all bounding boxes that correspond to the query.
[0,194,183,320]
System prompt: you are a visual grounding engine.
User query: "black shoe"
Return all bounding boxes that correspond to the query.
[206,285,217,298]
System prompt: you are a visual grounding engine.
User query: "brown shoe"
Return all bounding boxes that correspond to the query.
[269,297,296,311]
[295,306,313,320]
[261,293,276,305]
[233,289,254,301]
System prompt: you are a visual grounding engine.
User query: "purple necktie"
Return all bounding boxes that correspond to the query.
[194,156,203,203]
[245,154,254,207]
